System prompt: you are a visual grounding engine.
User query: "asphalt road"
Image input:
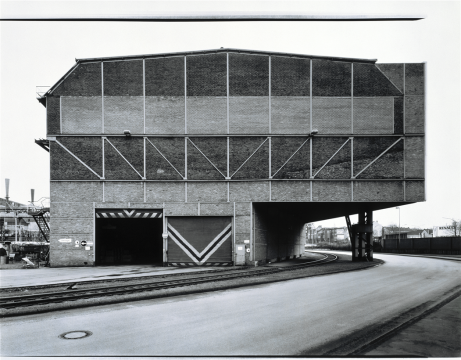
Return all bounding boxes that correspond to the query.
[1,253,460,356]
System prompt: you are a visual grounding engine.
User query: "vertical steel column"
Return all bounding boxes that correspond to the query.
[351,137,354,201]
[93,202,96,263]
[184,137,188,180]
[310,59,313,133]
[233,202,236,265]
[227,52,229,134]
[351,63,354,134]
[269,137,272,201]
[310,59,313,201]
[403,64,406,135]
[143,59,146,134]
[269,55,271,134]
[59,97,62,134]
[101,62,104,134]
[184,56,187,134]
[250,202,254,262]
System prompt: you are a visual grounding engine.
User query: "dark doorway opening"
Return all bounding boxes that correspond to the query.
[96,217,163,265]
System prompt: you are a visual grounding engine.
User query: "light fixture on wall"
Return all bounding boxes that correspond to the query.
[310,129,318,136]
[124,130,131,137]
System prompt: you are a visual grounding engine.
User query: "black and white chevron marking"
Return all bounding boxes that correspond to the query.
[168,263,232,267]
[96,209,162,218]
[168,223,232,265]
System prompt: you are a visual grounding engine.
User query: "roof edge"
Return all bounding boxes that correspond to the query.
[76,48,377,64]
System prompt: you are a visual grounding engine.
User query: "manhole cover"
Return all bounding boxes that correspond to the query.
[59,330,93,340]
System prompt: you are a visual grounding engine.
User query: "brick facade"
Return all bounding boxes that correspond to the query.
[43,49,425,267]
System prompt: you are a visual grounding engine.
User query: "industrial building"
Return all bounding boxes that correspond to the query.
[36,48,425,267]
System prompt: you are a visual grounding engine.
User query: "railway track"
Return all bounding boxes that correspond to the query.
[0,253,337,310]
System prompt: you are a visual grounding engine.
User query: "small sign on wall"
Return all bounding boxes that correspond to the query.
[85,246,91,250]
[58,239,72,243]
[244,240,250,244]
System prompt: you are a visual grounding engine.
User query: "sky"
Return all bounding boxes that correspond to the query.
[0,0,460,229]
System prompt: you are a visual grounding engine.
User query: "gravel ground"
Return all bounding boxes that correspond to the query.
[0,253,383,318]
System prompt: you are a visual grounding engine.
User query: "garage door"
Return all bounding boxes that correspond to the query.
[167,217,232,266]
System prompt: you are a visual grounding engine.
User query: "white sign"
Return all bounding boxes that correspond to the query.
[237,246,243,251]
[58,239,72,243]
[244,240,250,244]
[85,246,90,250]
[433,226,454,237]
[87,242,94,245]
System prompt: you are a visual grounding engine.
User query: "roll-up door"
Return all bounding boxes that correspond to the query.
[167,216,232,266]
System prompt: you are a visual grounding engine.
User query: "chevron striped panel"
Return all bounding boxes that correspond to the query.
[168,262,232,266]
[167,217,232,265]
[96,209,163,218]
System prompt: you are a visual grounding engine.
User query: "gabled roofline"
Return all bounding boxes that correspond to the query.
[38,62,80,107]
[75,47,378,64]
[39,48,383,106]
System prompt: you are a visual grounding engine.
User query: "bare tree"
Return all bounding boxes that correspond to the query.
[383,224,400,236]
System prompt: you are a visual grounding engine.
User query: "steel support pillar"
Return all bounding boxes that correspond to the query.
[351,210,373,262]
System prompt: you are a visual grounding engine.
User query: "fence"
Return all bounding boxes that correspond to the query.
[379,237,461,255]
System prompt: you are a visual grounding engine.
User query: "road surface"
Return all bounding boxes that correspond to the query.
[1,253,460,356]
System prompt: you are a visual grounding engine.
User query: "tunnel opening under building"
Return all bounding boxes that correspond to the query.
[96,216,163,266]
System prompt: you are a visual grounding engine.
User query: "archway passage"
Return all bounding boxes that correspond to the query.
[96,217,163,265]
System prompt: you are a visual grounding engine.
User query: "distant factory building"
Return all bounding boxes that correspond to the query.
[36,48,425,267]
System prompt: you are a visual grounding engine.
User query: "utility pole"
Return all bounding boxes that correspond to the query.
[396,207,400,251]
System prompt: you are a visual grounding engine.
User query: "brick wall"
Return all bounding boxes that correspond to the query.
[187,97,227,134]
[187,143,225,180]
[229,53,269,96]
[406,181,425,201]
[271,137,310,179]
[147,137,185,178]
[405,64,424,95]
[312,97,351,134]
[353,63,402,96]
[353,97,393,134]
[47,96,61,134]
[353,181,404,201]
[229,182,270,202]
[271,97,309,134]
[312,60,351,96]
[312,181,351,201]
[50,141,99,180]
[146,182,185,202]
[145,96,184,134]
[376,63,404,93]
[188,137,227,175]
[187,182,227,202]
[187,53,227,96]
[271,181,310,201]
[232,141,269,179]
[394,96,404,134]
[104,182,144,202]
[104,139,141,180]
[405,137,424,178]
[61,96,102,134]
[103,96,143,134]
[59,137,103,176]
[271,56,310,96]
[405,96,424,133]
[103,60,143,96]
[229,97,269,133]
[145,57,184,96]
[53,62,102,96]
[357,142,404,179]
